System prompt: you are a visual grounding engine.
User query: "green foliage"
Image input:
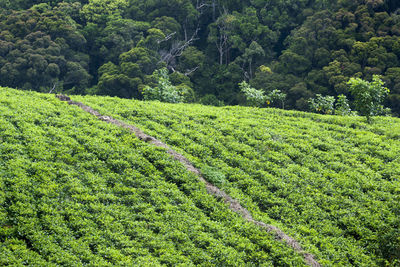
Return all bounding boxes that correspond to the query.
[81,0,128,25]
[78,93,400,266]
[142,68,192,103]
[377,218,400,265]
[309,93,354,116]
[177,47,206,75]
[0,8,90,93]
[88,18,151,65]
[201,166,226,187]
[309,94,335,114]
[94,47,161,98]
[198,94,224,107]
[335,94,352,116]
[239,82,286,109]
[0,87,305,266]
[348,75,390,123]
[1,0,400,114]
[266,89,287,109]
[126,0,197,27]
[239,81,266,107]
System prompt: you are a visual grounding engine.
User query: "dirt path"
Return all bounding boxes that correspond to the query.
[56,94,321,267]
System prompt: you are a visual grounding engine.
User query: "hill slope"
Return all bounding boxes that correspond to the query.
[75,94,400,266]
[0,88,305,266]
[1,87,399,266]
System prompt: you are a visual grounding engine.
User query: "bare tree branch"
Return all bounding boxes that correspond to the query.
[158,1,209,72]
[184,66,199,76]
[196,0,212,11]
[48,82,57,94]
[157,32,177,44]
[159,24,200,71]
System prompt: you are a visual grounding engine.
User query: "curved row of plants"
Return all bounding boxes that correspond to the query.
[76,95,400,266]
[0,88,305,266]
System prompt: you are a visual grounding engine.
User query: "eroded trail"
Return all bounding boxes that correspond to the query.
[56,94,321,267]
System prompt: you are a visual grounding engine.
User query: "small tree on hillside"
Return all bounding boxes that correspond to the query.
[239,81,267,107]
[267,89,287,109]
[335,94,352,116]
[142,68,191,103]
[309,94,335,114]
[347,75,390,123]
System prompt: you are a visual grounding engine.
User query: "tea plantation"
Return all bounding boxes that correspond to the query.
[0,88,305,266]
[1,87,399,266]
[75,94,400,266]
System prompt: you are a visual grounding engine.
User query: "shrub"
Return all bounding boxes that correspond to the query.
[142,68,191,103]
[267,89,287,109]
[348,75,390,123]
[309,94,335,114]
[239,81,267,107]
[201,166,226,187]
[335,94,352,116]
[199,94,224,106]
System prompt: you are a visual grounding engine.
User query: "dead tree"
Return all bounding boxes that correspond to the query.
[48,82,58,94]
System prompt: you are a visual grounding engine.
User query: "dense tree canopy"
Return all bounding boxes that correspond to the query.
[0,6,90,93]
[1,0,400,114]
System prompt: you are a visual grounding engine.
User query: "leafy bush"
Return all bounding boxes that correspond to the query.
[239,81,267,107]
[348,75,390,123]
[266,89,287,109]
[142,68,191,103]
[377,218,400,266]
[201,166,226,187]
[335,94,352,116]
[198,94,224,106]
[309,94,335,114]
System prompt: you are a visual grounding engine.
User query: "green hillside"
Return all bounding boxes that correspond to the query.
[0,88,305,266]
[1,87,400,266]
[75,94,400,266]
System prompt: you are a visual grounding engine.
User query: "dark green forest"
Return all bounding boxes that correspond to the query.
[1,0,400,114]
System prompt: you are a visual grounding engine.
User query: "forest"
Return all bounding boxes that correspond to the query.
[1,0,400,115]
